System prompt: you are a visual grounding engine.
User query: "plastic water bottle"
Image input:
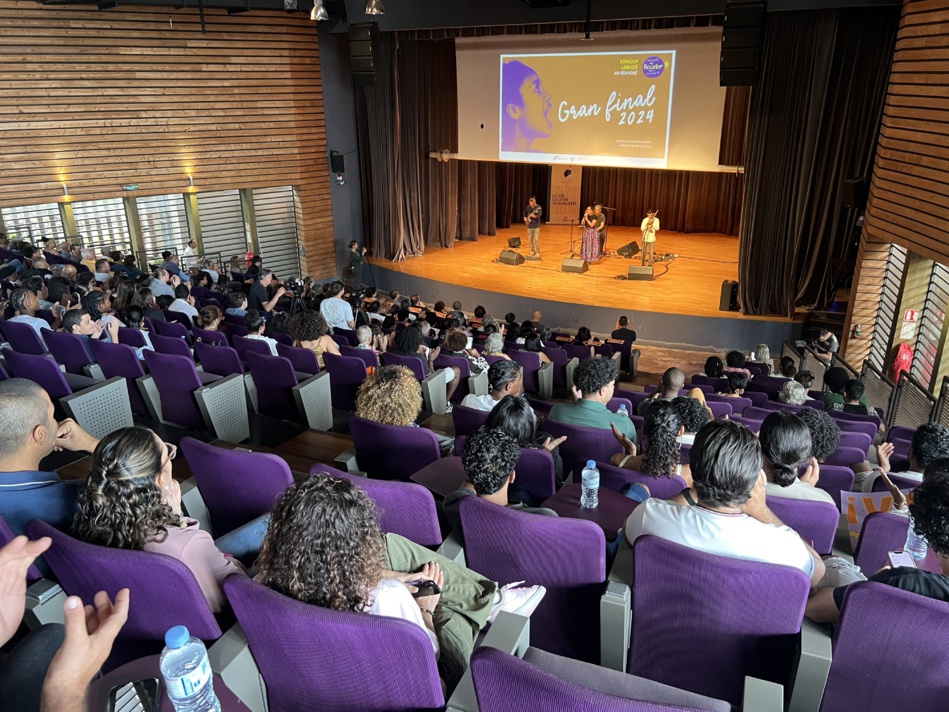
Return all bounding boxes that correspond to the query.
[903,516,928,562]
[617,404,629,417]
[159,626,221,712]
[580,460,599,509]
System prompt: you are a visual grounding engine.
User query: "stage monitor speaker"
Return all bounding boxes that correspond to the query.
[507,237,522,248]
[840,177,867,210]
[617,241,640,258]
[627,265,654,281]
[330,151,345,174]
[499,250,526,266]
[349,23,378,86]
[561,258,589,274]
[719,280,740,311]
[720,1,766,86]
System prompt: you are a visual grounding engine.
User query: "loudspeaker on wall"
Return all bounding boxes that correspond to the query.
[349,23,378,86]
[499,250,525,266]
[561,258,589,274]
[720,1,767,86]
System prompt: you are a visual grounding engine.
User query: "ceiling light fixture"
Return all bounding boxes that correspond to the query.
[365,0,384,16]
[310,0,328,21]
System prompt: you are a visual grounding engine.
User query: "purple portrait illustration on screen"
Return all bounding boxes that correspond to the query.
[500,60,553,152]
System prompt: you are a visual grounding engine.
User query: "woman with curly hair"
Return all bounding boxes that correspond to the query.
[72,427,259,612]
[779,379,807,406]
[257,475,512,690]
[355,365,423,426]
[610,400,692,486]
[288,309,339,369]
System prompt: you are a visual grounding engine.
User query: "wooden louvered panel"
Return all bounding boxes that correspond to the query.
[0,0,334,278]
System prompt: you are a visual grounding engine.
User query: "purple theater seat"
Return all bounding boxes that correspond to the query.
[349,415,440,481]
[820,582,949,712]
[224,323,249,338]
[179,438,292,536]
[761,400,810,413]
[837,431,872,456]
[543,419,624,482]
[193,341,244,377]
[44,330,96,376]
[606,396,633,415]
[514,448,558,500]
[231,334,270,361]
[277,342,320,375]
[828,410,882,434]
[617,390,652,413]
[268,332,293,346]
[88,340,149,417]
[705,394,752,416]
[561,343,592,361]
[853,511,941,574]
[322,352,368,412]
[154,318,191,342]
[460,495,606,662]
[741,406,771,421]
[245,351,303,421]
[142,350,209,430]
[765,497,838,555]
[163,310,193,331]
[824,446,866,467]
[27,519,221,672]
[690,375,727,391]
[813,465,854,509]
[452,403,490,437]
[509,350,545,397]
[310,465,442,547]
[0,319,48,354]
[542,346,570,387]
[150,332,192,358]
[339,344,379,371]
[706,400,732,419]
[1,348,95,400]
[597,461,687,500]
[381,351,427,382]
[224,575,444,712]
[118,327,149,349]
[629,536,810,707]
[753,375,791,390]
[887,425,916,443]
[192,326,228,346]
[0,515,43,583]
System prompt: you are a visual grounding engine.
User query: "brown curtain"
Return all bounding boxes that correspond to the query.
[738,8,898,316]
[579,167,743,236]
[719,86,751,167]
[495,163,550,229]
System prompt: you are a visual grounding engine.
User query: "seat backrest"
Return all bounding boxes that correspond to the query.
[0,515,43,583]
[232,334,271,360]
[741,406,771,421]
[141,350,205,429]
[513,447,558,500]
[277,342,321,375]
[88,340,148,416]
[339,344,379,371]
[824,446,865,467]
[754,375,791,390]
[27,519,221,670]
[827,413,879,439]
[1,319,48,354]
[193,341,243,377]
[310,465,442,547]
[597,461,687,500]
[706,400,732,419]
[766,496,838,555]
[245,351,299,419]
[43,330,94,375]
[704,393,752,416]
[154,319,191,341]
[561,344,591,361]
[381,351,427,381]
[510,350,542,392]
[543,419,624,481]
[452,403,491,437]
[690,375,728,391]
[852,510,940,574]
[348,416,441,481]
[150,332,193,358]
[323,352,368,412]
[192,326,228,346]
[838,430,872,455]
[542,346,567,367]
[224,575,444,712]
[163,310,194,331]
[2,348,72,398]
[630,536,809,706]
[117,327,148,349]
[461,496,606,662]
[813,464,854,508]
[179,438,292,536]
[820,582,949,712]
[761,400,808,413]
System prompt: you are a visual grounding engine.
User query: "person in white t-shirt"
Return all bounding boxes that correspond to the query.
[167,284,198,322]
[8,288,62,348]
[759,411,835,505]
[624,419,825,586]
[640,209,659,266]
[244,310,279,356]
[461,359,522,413]
[319,280,355,332]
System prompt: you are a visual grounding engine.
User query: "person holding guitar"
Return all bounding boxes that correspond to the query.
[523,196,543,258]
[641,209,659,266]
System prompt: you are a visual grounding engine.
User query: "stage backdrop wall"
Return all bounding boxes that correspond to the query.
[0,0,335,277]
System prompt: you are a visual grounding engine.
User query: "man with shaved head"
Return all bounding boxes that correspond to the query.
[638,367,685,415]
[0,379,99,537]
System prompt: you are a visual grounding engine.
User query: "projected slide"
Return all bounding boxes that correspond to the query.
[499,51,676,167]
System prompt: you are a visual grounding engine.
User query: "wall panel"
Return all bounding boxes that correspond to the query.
[0,0,334,277]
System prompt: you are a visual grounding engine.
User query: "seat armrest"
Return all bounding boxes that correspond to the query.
[208,623,267,712]
[744,676,784,711]
[61,376,134,440]
[788,618,833,712]
[445,612,531,712]
[180,477,213,535]
[538,362,553,400]
[629,348,641,377]
[421,368,448,415]
[24,579,66,630]
[435,532,466,566]
[136,374,162,422]
[194,373,251,443]
[292,371,332,431]
[83,363,105,381]
[600,579,631,672]
[565,357,580,389]
[243,373,259,413]
[468,370,489,397]
[333,446,361,472]
[608,535,634,588]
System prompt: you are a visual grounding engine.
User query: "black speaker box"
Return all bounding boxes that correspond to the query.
[499,250,525,265]
[507,237,522,248]
[349,23,378,86]
[627,265,654,281]
[617,241,640,258]
[720,280,740,311]
[841,178,868,210]
[330,152,345,174]
[720,1,766,86]
[561,258,589,274]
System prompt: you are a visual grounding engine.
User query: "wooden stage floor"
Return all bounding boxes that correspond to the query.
[370,225,797,323]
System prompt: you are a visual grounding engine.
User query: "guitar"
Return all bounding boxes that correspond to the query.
[641,210,659,241]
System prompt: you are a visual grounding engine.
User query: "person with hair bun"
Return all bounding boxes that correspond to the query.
[610,400,692,487]
[759,411,833,504]
[72,427,265,612]
[196,305,222,331]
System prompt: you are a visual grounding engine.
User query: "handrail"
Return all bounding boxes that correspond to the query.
[889,371,937,430]
[934,376,949,430]
[831,353,860,379]
[861,360,896,424]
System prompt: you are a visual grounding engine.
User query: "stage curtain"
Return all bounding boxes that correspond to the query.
[719,86,751,167]
[738,8,898,316]
[495,164,550,229]
[579,168,743,236]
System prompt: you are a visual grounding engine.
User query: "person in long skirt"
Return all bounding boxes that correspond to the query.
[579,206,600,262]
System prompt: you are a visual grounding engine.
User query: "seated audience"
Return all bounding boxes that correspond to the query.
[830,379,877,417]
[244,309,279,356]
[226,290,248,318]
[611,316,637,343]
[248,270,285,320]
[196,305,222,332]
[138,287,166,323]
[356,324,385,353]
[858,422,949,490]
[779,379,807,405]
[485,395,565,487]
[442,329,488,375]
[168,283,198,321]
[718,371,748,398]
[522,333,551,364]
[122,306,154,357]
[288,309,339,369]
[759,411,834,504]
[62,309,120,357]
[319,280,354,332]
[638,367,685,415]
[72,427,261,613]
[778,356,797,379]
[9,287,61,345]
[796,408,841,464]
[624,419,825,585]
[611,400,692,487]
[483,332,511,360]
[549,358,637,442]
[671,395,711,445]
[822,366,871,409]
[572,326,593,347]
[701,355,724,378]
[256,475,543,690]
[388,324,460,403]
[355,364,424,427]
[754,343,772,373]
[461,360,522,413]
[812,328,839,362]
[794,369,815,395]
[148,268,176,299]
[723,350,752,379]
[531,310,544,330]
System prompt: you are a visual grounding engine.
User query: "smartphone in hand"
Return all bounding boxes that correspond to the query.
[887,551,917,569]
[410,580,441,598]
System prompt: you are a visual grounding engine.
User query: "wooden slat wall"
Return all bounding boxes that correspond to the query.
[862,0,949,263]
[843,236,892,364]
[0,0,334,277]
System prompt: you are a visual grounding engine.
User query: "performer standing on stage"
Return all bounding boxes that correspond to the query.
[523,196,543,257]
[594,204,607,254]
[640,209,659,266]
[580,206,601,262]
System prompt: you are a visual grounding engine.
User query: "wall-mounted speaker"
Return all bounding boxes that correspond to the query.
[349,23,378,86]
[616,241,640,258]
[507,237,522,248]
[330,151,345,173]
[840,177,868,210]
[561,258,589,274]
[627,265,654,281]
[720,280,740,311]
[499,250,525,265]
[720,1,767,86]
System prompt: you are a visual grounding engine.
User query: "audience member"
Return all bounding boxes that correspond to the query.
[701,356,724,378]
[724,350,752,379]
[355,365,424,427]
[9,287,61,345]
[638,367,686,415]
[611,316,637,343]
[168,283,198,321]
[611,400,691,487]
[718,371,748,398]
[531,310,545,330]
[244,309,279,355]
[794,369,815,394]
[522,333,551,364]
[796,408,841,464]
[813,328,839,362]
[62,309,119,356]
[549,358,636,442]
[778,356,797,379]
[754,343,772,373]
[779,380,807,406]
[485,395,565,487]
[671,396,710,445]
[759,411,834,504]
[461,360,522,413]
[572,326,593,347]
[148,267,177,299]
[483,332,511,360]
[388,324,460,403]
[443,329,488,375]
[161,252,190,283]
[226,291,248,318]
[196,305,222,332]
[830,379,877,417]
[318,280,354,332]
[288,309,339,369]
[859,422,949,490]
[248,270,285,320]
[822,367,870,409]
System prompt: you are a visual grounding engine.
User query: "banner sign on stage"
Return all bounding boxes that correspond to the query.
[549,164,582,226]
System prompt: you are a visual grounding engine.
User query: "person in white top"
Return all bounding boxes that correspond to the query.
[624,419,825,585]
[759,411,835,505]
[8,288,62,347]
[855,422,949,491]
[461,360,522,413]
[181,239,199,269]
[640,209,659,266]
[167,284,198,322]
[244,310,279,356]
[319,280,355,332]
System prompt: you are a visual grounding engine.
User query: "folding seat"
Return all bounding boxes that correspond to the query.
[705,393,752,416]
[149,332,193,359]
[812,465,854,508]
[543,419,624,481]
[162,310,194,332]
[243,351,331,431]
[690,375,727,391]
[824,446,865,467]
[707,400,733,419]
[193,340,244,378]
[837,430,872,457]
[276,342,320,376]
[380,351,448,415]
[117,327,149,349]
[434,351,489,403]
[322,351,368,412]
[509,350,553,399]
[87,340,150,417]
[452,403,490,438]
[597,460,687,500]
[0,515,65,630]
[349,415,441,481]
[43,330,104,379]
[542,346,578,388]
[852,511,942,574]
[561,343,592,361]
[232,334,270,361]
[154,318,191,342]
[192,326,228,346]
[0,319,48,354]
[339,343,378,371]
[766,497,838,555]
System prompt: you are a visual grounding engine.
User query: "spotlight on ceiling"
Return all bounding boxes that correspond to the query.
[365,0,384,15]
[310,0,328,20]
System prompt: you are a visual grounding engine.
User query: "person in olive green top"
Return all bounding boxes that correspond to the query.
[548,357,637,443]
[821,366,871,410]
[348,240,366,288]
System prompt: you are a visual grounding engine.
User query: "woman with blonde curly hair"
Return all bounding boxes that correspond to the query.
[355,365,423,426]
[72,427,261,612]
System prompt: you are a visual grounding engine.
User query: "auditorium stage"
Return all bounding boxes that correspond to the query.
[365,225,804,351]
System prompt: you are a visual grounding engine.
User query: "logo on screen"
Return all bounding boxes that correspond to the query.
[643,56,665,78]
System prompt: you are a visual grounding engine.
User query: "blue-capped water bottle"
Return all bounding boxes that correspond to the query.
[903,516,928,562]
[159,625,221,712]
[617,404,629,418]
[580,460,600,509]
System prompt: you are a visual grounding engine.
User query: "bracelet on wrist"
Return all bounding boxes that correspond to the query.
[421,607,435,617]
